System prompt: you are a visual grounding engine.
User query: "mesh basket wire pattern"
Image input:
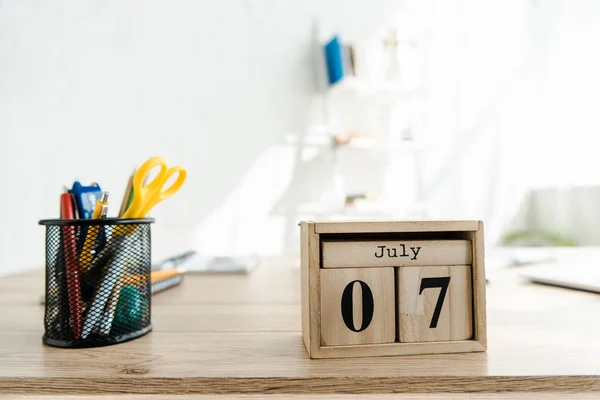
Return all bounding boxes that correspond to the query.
[39,218,154,348]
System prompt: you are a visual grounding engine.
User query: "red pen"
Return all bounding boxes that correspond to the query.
[60,191,83,339]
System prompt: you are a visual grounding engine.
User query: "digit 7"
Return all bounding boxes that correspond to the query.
[419,277,450,328]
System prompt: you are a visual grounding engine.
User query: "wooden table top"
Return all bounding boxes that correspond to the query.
[1,257,599,396]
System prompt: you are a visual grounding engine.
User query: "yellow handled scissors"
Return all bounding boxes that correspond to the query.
[121,156,187,219]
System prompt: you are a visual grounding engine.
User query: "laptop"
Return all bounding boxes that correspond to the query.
[519,262,600,294]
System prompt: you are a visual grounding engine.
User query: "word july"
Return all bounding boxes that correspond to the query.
[374,244,421,260]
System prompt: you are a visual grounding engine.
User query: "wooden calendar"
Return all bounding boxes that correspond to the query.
[300,220,487,359]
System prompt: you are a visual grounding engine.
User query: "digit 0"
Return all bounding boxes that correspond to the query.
[340,280,374,332]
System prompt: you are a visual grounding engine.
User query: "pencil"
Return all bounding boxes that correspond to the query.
[79,192,109,272]
[119,169,136,217]
[150,268,181,281]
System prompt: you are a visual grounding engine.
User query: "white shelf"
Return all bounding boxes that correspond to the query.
[328,77,425,98]
[284,134,434,153]
[336,139,433,152]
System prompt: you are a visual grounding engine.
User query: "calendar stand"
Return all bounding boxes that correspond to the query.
[300,220,487,359]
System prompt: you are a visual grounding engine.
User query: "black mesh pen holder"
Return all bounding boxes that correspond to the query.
[38,218,154,348]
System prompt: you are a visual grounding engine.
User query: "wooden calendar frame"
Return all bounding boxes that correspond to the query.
[300,220,487,359]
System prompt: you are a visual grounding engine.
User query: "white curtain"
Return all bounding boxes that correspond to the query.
[418,0,600,245]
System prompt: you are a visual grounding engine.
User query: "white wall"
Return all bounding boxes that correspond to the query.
[0,0,402,275]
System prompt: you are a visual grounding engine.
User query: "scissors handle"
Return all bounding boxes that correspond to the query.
[156,166,187,201]
[137,165,186,217]
[122,156,187,219]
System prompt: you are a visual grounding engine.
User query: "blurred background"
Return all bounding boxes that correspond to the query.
[1,0,599,276]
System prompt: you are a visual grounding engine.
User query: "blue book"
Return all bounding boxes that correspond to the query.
[324,36,344,85]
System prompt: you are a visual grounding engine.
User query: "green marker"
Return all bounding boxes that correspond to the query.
[111,285,146,334]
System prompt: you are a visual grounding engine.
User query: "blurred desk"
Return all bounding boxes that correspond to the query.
[0,257,599,397]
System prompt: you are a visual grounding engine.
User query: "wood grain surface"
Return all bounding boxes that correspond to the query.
[470,224,488,349]
[314,220,480,234]
[0,257,600,396]
[7,395,600,400]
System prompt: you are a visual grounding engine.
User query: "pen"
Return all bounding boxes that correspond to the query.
[99,263,128,335]
[81,244,128,339]
[60,191,83,339]
[79,192,109,272]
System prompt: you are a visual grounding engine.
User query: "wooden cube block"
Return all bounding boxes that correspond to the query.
[398,265,473,343]
[320,268,395,346]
